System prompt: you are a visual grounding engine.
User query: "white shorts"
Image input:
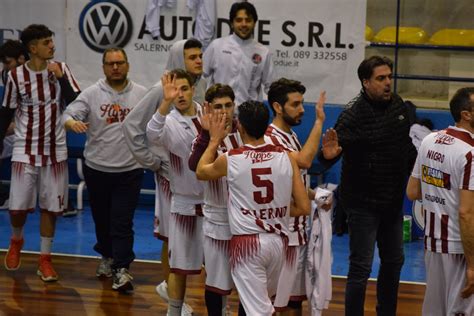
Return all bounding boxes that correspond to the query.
[423,251,474,316]
[274,244,307,308]
[204,234,233,295]
[9,161,68,214]
[153,173,171,241]
[230,234,286,315]
[168,212,204,274]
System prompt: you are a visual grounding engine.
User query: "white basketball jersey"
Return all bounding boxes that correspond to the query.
[227,143,293,236]
[2,62,80,166]
[265,123,308,245]
[412,127,474,254]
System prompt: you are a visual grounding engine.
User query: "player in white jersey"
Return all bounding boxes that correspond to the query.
[196,100,311,315]
[188,84,242,315]
[264,78,326,314]
[407,87,474,316]
[146,69,204,316]
[122,39,204,314]
[0,24,80,282]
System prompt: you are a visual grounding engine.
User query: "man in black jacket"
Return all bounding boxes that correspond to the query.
[319,55,417,316]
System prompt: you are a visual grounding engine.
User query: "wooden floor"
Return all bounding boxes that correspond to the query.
[0,252,425,315]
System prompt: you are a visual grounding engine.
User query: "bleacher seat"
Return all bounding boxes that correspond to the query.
[365,25,374,41]
[373,26,428,44]
[429,29,474,46]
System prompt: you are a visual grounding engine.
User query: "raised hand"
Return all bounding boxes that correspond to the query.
[322,128,342,159]
[208,111,228,143]
[315,91,326,123]
[199,102,211,131]
[161,73,179,103]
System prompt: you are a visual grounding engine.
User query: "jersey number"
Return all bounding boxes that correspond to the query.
[251,167,274,204]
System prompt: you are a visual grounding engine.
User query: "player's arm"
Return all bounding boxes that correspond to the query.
[406,176,422,201]
[0,73,17,147]
[146,74,177,144]
[460,189,474,298]
[293,91,326,169]
[289,153,311,217]
[189,102,212,172]
[196,111,227,180]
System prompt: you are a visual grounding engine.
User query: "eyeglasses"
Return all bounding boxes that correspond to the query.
[103,60,127,67]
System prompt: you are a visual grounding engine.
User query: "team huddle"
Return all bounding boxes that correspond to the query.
[1,1,473,316]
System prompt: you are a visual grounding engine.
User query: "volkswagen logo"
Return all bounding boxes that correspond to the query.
[79,0,133,53]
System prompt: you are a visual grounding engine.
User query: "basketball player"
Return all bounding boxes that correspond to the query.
[188,84,242,315]
[0,24,80,281]
[146,70,203,316]
[265,78,326,314]
[407,87,474,315]
[122,39,203,314]
[196,100,311,315]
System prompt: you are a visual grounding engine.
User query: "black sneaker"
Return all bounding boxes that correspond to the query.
[112,268,133,293]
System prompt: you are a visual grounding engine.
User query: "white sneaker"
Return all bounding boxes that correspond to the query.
[165,304,193,316]
[112,268,133,293]
[157,280,193,315]
[96,257,113,277]
[155,280,169,302]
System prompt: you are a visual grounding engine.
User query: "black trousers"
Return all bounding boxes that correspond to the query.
[83,164,143,269]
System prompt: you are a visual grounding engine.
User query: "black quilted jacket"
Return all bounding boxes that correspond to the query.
[320,91,417,211]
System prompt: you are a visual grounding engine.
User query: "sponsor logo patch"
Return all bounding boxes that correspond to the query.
[421,165,451,189]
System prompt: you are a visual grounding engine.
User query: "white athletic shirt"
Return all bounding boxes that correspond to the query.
[411,126,474,254]
[147,105,204,214]
[227,143,292,236]
[2,62,80,166]
[265,124,309,246]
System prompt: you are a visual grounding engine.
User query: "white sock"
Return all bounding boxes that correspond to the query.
[168,298,183,316]
[40,236,53,254]
[11,226,24,240]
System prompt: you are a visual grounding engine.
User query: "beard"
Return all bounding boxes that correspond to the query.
[282,112,302,127]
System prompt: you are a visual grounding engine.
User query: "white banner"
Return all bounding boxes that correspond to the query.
[1,0,366,104]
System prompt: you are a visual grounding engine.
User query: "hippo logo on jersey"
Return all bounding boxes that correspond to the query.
[252,53,262,64]
[100,103,130,124]
[434,131,455,145]
[79,0,133,53]
[421,165,451,190]
[244,150,274,164]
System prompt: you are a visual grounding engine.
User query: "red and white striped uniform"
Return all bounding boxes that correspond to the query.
[2,62,80,166]
[227,143,292,237]
[412,126,474,254]
[203,131,241,231]
[265,123,308,246]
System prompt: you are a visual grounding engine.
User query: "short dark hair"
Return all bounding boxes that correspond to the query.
[449,87,474,123]
[0,40,29,63]
[205,84,235,103]
[357,55,393,85]
[238,100,269,139]
[229,2,258,23]
[102,47,128,64]
[267,78,306,115]
[184,38,202,50]
[169,68,195,87]
[20,24,54,52]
